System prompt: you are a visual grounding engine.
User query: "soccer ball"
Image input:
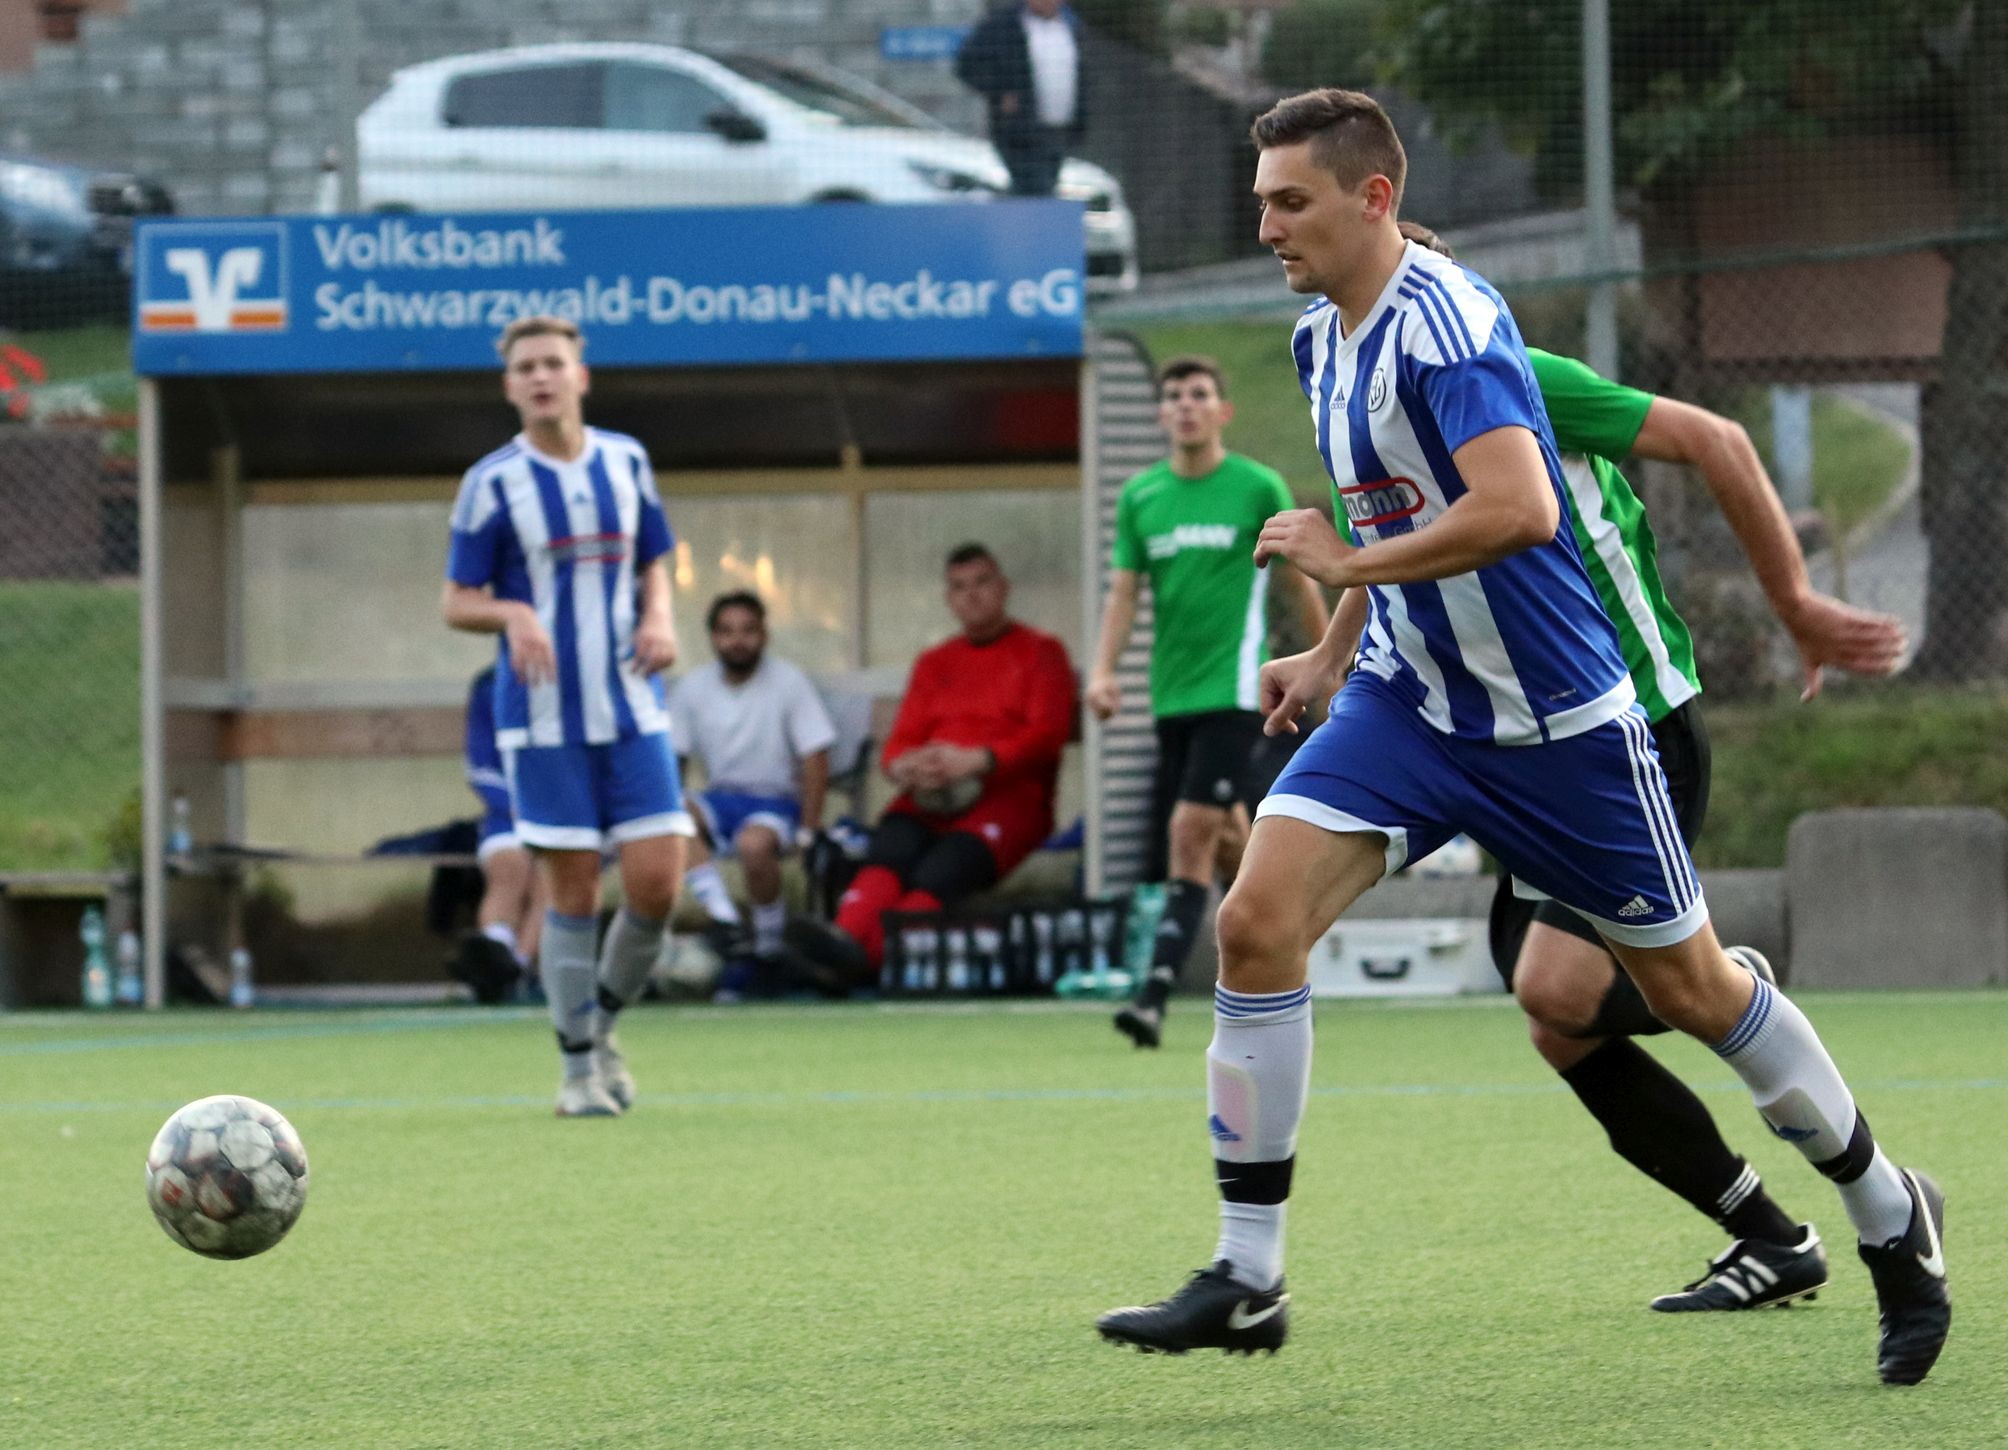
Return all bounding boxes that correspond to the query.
[145,1095,310,1259]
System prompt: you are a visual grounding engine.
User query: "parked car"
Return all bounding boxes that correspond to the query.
[358,42,1138,292]
[0,151,173,329]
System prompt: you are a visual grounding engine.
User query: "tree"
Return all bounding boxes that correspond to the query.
[1385,0,2008,678]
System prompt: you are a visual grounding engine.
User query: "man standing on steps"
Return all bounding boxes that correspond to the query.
[1088,355,1328,1050]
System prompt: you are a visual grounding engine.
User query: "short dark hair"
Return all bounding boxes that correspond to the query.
[1156,354,1228,398]
[706,590,765,631]
[945,542,997,570]
[1251,88,1407,209]
[1399,219,1453,260]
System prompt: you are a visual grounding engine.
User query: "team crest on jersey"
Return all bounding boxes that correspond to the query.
[1368,368,1388,411]
[1338,476,1424,529]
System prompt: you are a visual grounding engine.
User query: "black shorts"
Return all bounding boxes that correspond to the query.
[1488,700,1711,985]
[1145,709,1264,882]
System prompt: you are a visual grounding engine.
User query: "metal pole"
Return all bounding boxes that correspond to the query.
[1582,0,1620,380]
[138,381,166,1009]
[1078,349,1104,897]
[332,0,363,210]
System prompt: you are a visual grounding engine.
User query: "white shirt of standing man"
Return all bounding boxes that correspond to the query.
[1022,2,1078,127]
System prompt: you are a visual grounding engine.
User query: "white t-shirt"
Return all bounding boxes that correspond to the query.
[666,656,839,799]
[1021,11,1078,128]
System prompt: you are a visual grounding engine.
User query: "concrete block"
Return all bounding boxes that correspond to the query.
[1787,808,2008,988]
[1700,869,1788,979]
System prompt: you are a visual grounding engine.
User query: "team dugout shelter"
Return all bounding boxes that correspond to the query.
[129,201,1168,1006]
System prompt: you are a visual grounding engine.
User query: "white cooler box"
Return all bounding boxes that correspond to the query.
[1307,917,1501,998]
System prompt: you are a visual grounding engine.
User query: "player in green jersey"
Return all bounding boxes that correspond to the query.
[1087,355,1329,1049]
[1380,221,1906,1310]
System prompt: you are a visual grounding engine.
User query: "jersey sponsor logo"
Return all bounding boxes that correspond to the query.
[1144,522,1239,559]
[546,532,628,565]
[1336,476,1424,530]
[138,222,289,333]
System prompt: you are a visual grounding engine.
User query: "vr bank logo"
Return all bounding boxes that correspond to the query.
[137,223,288,333]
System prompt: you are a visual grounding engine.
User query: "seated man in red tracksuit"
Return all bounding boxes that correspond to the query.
[789,542,1077,986]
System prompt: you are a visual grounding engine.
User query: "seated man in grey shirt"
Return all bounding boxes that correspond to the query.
[667,591,837,971]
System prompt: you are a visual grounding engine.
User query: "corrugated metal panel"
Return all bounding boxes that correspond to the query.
[1083,330,1168,895]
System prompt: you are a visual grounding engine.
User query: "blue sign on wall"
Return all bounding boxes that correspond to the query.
[880,24,970,60]
[132,202,1084,377]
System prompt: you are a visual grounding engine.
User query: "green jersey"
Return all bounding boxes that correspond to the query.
[1113,452,1295,717]
[1529,349,1701,722]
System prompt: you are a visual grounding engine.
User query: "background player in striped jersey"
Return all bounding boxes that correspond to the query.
[1098,90,1949,1386]
[1395,220,1906,1311]
[443,315,693,1118]
[1087,355,1327,1050]
[451,661,548,1005]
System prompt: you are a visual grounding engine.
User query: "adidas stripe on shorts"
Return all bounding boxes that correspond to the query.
[1257,671,1706,948]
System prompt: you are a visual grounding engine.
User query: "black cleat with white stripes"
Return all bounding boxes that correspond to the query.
[1859,1168,1951,1386]
[1650,1226,1828,1311]
[1097,1261,1288,1355]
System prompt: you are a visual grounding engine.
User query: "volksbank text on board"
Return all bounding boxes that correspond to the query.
[132,203,1085,376]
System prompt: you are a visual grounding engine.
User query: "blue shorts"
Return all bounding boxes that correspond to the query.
[693,790,801,854]
[473,782,520,862]
[1257,673,1706,948]
[507,733,694,853]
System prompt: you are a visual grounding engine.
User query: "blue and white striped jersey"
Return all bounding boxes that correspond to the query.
[446,428,675,749]
[1293,241,1633,745]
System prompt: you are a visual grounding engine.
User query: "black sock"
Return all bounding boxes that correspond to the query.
[1137,879,1207,1009]
[1560,1039,1800,1245]
[1585,967,1671,1038]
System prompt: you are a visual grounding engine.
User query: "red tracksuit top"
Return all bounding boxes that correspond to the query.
[880,621,1077,808]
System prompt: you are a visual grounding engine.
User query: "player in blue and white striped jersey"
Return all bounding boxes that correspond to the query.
[1097,89,1949,1388]
[443,315,692,1119]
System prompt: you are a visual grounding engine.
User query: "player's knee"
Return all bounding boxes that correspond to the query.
[1168,803,1225,859]
[1623,954,1725,1038]
[735,824,781,867]
[1512,955,1603,1037]
[1214,887,1295,980]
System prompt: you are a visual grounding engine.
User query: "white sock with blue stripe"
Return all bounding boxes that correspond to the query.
[1713,976,1913,1244]
[1208,984,1314,1292]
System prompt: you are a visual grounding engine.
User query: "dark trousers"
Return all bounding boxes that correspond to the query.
[997,124,1070,196]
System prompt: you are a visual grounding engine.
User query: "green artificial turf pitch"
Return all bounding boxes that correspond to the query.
[2,994,2003,1448]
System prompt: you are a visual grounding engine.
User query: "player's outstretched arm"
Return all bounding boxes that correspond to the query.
[1085,569,1140,721]
[1633,398,1907,698]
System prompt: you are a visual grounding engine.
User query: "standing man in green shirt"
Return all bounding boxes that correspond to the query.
[1345,221,1905,1311]
[1087,355,1329,1049]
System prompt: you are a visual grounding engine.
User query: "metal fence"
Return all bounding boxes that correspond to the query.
[3,0,2008,875]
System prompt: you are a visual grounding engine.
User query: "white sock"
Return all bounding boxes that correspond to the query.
[1713,977,1914,1244]
[686,863,740,925]
[1208,984,1313,1291]
[540,910,599,1078]
[752,900,785,958]
[481,920,518,955]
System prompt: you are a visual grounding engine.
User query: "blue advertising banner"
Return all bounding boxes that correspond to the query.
[132,202,1084,377]
[880,24,970,60]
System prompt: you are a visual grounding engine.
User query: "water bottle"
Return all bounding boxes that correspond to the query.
[228,947,255,1009]
[79,906,113,1009]
[114,928,143,1006]
[168,793,193,859]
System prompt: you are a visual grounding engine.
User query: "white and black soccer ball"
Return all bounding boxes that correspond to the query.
[145,1094,309,1259]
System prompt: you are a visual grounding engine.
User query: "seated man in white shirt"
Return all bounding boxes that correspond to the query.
[668,591,838,971]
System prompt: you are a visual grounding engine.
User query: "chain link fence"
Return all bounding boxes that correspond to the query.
[2,0,2007,873]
